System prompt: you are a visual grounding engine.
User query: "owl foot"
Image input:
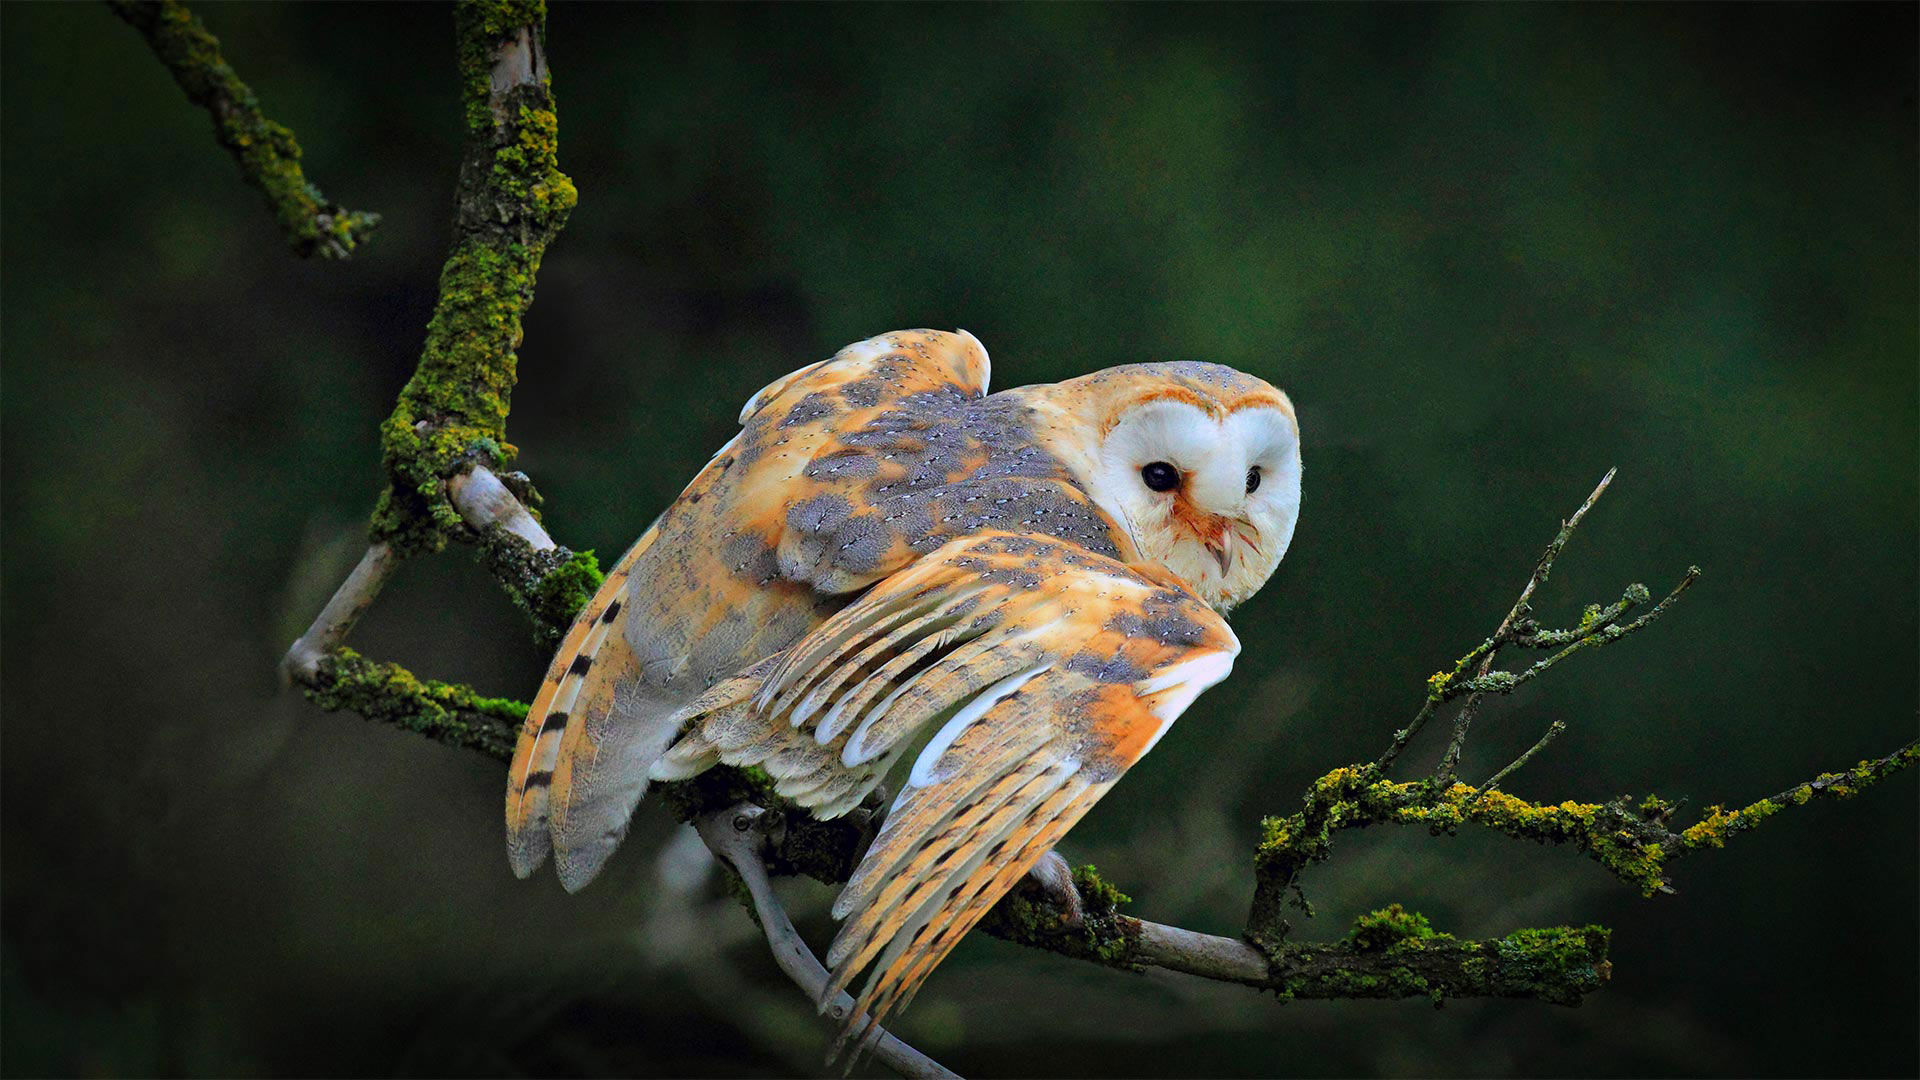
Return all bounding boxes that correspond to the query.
[1025,849,1084,928]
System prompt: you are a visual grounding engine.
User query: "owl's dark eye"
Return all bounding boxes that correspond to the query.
[1140,461,1180,492]
[1245,466,1262,494]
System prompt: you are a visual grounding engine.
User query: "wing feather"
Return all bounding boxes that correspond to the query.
[512,330,996,887]
[639,530,1239,1045]
[857,779,1107,1038]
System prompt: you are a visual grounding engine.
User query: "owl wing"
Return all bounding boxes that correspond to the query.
[508,330,997,888]
[648,530,1239,1040]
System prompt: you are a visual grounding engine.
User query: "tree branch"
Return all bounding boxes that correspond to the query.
[369,0,578,558]
[450,467,603,649]
[986,885,1610,1007]
[1249,738,1919,938]
[281,542,400,685]
[303,647,523,760]
[1375,469,1617,773]
[694,804,961,1080]
[106,0,380,258]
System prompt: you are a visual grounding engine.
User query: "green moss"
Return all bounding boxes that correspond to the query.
[1490,925,1612,1005]
[528,548,602,625]
[1072,864,1132,914]
[978,863,1143,969]
[1069,864,1140,965]
[1300,962,1432,999]
[305,647,522,761]
[372,1,575,554]
[1347,904,1437,951]
[1269,920,1609,1007]
[473,533,603,647]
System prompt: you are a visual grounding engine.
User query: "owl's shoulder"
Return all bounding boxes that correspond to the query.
[736,328,991,429]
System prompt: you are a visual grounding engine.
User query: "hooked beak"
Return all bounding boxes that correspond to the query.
[1205,535,1234,576]
[1203,519,1262,577]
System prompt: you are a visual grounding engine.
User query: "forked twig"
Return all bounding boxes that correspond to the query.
[1433,468,1615,780]
[693,805,960,1080]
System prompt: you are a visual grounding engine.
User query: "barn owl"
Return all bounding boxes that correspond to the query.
[506,329,1301,1042]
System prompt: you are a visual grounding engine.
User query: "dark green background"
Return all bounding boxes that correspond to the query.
[4,3,1915,1077]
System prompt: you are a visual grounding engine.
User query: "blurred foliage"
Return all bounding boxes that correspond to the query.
[2,3,1914,1077]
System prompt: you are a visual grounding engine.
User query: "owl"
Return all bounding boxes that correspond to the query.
[505,329,1301,1040]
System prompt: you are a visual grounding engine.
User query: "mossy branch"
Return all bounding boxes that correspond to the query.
[282,5,591,765]
[303,647,524,760]
[445,465,604,648]
[107,0,380,258]
[371,0,577,557]
[991,874,1612,1007]
[1245,741,1918,951]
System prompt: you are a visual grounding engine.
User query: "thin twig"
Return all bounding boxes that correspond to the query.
[1455,569,1701,698]
[1477,721,1568,794]
[1376,695,1443,772]
[106,0,380,258]
[1380,471,1619,771]
[1513,582,1650,649]
[1501,468,1617,630]
[1434,469,1615,781]
[693,805,961,1080]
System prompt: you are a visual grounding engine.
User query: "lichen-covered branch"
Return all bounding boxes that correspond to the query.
[106,0,380,258]
[304,647,524,760]
[1372,467,1620,774]
[370,0,578,557]
[1380,471,1695,782]
[989,889,1610,1007]
[279,3,589,755]
[1241,474,1916,951]
[1674,740,1920,851]
[1246,743,1920,949]
[653,771,1618,1015]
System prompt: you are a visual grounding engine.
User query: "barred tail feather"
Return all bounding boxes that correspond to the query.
[505,532,655,879]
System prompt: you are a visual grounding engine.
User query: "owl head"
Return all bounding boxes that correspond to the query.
[1025,362,1301,613]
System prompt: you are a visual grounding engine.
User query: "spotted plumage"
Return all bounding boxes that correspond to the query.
[507,329,1301,1046]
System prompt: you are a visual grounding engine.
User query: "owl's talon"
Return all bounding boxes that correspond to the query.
[1026,849,1084,928]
